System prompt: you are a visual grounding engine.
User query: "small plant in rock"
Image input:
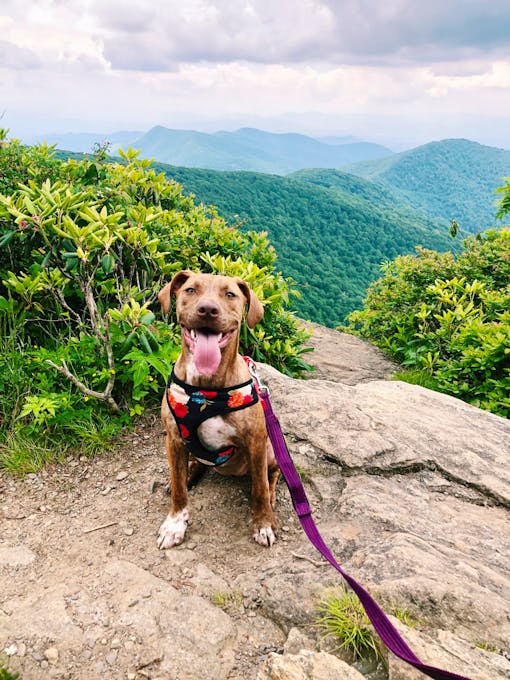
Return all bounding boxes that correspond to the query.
[474,640,501,655]
[211,589,244,614]
[390,604,421,629]
[0,661,20,680]
[315,587,384,663]
[294,463,313,483]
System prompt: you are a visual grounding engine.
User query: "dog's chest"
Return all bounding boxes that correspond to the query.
[197,416,236,450]
[166,377,257,463]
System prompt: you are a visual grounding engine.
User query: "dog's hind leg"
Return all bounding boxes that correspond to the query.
[187,457,208,489]
[268,460,280,510]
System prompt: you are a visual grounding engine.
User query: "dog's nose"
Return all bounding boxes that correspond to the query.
[197,300,220,318]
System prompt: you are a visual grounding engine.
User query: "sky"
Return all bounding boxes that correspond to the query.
[2,0,510,150]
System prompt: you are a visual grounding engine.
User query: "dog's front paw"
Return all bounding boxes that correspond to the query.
[253,525,276,547]
[157,509,189,549]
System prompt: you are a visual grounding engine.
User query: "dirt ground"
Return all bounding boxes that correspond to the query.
[1,416,308,678]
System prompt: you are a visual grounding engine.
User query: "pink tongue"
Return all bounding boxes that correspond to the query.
[194,331,222,376]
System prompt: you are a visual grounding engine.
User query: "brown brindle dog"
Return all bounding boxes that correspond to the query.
[157,270,279,549]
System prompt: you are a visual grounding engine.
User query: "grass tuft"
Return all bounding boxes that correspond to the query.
[392,369,440,391]
[0,660,20,680]
[315,587,383,662]
[391,604,421,629]
[0,432,60,475]
[211,590,244,614]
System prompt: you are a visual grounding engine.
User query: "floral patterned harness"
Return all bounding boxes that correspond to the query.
[165,369,260,467]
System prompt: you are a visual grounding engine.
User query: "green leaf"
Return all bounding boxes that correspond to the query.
[0,230,15,247]
[101,254,115,273]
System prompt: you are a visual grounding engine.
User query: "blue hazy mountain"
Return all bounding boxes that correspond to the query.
[128,126,393,173]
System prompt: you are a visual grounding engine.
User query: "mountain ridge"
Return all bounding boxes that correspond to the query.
[22,126,393,174]
[132,125,394,173]
[343,138,510,232]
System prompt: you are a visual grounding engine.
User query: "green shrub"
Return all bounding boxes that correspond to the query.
[348,229,510,417]
[0,139,311,471]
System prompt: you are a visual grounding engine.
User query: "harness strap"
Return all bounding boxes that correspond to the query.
[166,367,259,466]
[260,388,471,680]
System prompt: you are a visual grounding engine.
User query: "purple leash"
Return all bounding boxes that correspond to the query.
[260,388,471,680]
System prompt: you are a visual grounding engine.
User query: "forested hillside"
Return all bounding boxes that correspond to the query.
[343,139,510,232]
[158,162,452,325]
[131,126,392,174]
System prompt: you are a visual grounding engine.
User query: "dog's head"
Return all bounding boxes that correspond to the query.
[158,271,264,375]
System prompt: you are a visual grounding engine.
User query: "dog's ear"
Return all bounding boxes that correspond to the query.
[158,270,194,314]
[235,278,264,329]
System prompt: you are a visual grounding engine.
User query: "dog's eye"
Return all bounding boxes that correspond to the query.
[225,291,236,298]
[184,287,195,294]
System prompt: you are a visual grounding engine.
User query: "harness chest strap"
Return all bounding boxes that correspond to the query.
[166,368,260,467]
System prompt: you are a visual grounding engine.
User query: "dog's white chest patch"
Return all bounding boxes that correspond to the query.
[198,416,236,451]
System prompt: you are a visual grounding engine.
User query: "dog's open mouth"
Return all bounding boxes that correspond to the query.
[182,327,235,375]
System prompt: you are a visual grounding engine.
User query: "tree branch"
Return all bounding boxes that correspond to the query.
[45,359,120,413]
[52,286,83,328]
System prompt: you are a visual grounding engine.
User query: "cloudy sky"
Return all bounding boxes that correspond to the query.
[2,0,510,149]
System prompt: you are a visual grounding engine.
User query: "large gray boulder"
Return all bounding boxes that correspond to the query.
[258,363,510,677]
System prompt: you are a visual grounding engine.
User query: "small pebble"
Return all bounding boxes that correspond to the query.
[123,527,134,536]
[116,471,129,481]
[44,647,59,664]
[105,650,118,665]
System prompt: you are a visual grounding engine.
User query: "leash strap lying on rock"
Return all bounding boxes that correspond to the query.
[260,388,471,680]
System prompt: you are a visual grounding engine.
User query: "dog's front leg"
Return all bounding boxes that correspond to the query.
[158,434,190,549]
[249,437,278,547]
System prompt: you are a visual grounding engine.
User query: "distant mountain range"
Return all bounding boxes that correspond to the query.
[153,137,509,322]
[27,127,510,234]
[25,126,393,175]
[50,133,509,324]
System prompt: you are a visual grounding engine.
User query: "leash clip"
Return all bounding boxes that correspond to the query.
[243,356,270,395]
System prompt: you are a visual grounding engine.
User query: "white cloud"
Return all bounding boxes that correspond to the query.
[0,40,41,69]
[1,0,509,149]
